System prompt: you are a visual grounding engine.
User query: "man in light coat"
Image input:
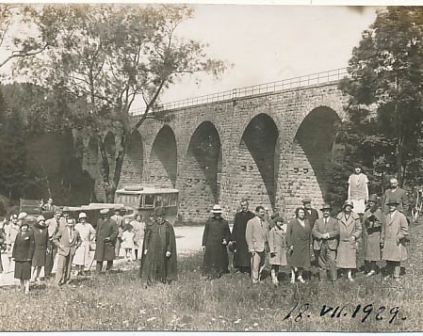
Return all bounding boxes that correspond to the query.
[312,204,340,282]
[245,206,270,284]
[381,200,409,281]
[53,218,81,286]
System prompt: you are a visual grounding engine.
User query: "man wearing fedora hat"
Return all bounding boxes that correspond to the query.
[94,209,119,273]
[202,205,231,279]
[336,200,362,282]
[362,194,384,277]
[312,204,339,282]
[381,200,409,281]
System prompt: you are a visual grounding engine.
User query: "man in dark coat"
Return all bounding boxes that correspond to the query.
[303,198,319,229]
[202,204,231,279]
[382,178,410,217]
[303,198,319,266]
[230,199,255,274]
[94,209,118,272]
[140,208,177,286]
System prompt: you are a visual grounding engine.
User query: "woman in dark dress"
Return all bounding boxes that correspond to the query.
[286,207,311,284]
[12,222,35,294]
[31,216,49,282]
[202,205,231,279]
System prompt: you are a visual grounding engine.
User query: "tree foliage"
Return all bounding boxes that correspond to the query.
[338,7,423,188]
[14,4,228,201]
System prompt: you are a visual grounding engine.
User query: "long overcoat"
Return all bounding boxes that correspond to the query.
[381,211,408,262]
[140,220,177,284]
[94,217,118,262]
[231,210,255,268]
[32,223,49,267]
[268,224,287,266]
[286,219,311,269]
[362,208,384,261]
[202,216,231,276]
[336,211,362,268]
[12,229,35,261]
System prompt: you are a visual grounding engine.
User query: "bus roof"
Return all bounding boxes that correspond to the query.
[116,186,179,195]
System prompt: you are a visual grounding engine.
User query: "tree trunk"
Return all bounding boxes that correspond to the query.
[112,132,128,196]
[97,134,115,203]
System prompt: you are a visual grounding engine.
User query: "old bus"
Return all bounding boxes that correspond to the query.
[114,186,179,224]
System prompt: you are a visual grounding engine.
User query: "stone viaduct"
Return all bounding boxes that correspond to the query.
[81,69,351,223]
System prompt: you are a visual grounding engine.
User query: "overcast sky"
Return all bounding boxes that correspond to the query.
[130,5,378,112]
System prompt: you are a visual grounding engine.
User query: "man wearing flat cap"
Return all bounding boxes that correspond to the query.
[140,208,177,285]
[202,205,231,279]
[381,200,409,281]
[312,204,339,282]
[94,209,119,272]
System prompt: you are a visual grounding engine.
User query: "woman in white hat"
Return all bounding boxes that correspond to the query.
[74,212,96,275]
[31,215,49,283]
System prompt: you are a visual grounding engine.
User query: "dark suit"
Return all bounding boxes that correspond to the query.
[53,225,81,285]
[312,217,339,280]
[382,188,409,215]
[304,208,319,229]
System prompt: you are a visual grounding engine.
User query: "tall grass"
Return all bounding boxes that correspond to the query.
[0,225,422,331]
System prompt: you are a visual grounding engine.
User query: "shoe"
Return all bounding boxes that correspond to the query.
[365,270,376,277]
[24,289,30,294]
[347,275,354,282]
[297,276,305,284]
[394,277,401,282]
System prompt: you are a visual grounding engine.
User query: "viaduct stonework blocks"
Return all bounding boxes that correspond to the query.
[80,82,349,223]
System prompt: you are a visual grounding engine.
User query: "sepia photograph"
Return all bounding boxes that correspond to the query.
[0,2,420,332]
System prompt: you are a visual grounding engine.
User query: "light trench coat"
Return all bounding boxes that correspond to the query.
[381,210,408,262]
[336,211,362,269]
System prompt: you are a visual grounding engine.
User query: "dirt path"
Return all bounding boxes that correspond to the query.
[0,225,206,287]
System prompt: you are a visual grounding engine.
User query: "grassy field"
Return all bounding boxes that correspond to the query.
[0,224,422,331]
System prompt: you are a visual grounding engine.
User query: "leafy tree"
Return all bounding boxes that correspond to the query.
[339,7,423,188]
[15,4,227,202]
[0,4,56,69]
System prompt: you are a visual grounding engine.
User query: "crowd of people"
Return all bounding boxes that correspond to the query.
[0,165,412,292]
[202,166,410,286]
[0,204,166,293]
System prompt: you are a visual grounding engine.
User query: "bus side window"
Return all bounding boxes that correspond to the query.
[156,195,163,207]
[144,195,155,208]
[169,193,177,206]
[163,194,170,207]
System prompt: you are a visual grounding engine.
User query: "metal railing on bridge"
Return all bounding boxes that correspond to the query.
[130,67,348,115]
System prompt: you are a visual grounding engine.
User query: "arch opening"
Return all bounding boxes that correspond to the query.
[233,113,279,210]
[120,131,144,187]
[287,106,341,211]
[182,122,222,220]
[149,126,177,188]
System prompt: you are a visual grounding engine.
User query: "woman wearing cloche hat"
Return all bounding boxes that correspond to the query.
[336,200,362,282]
[74,212,96,275]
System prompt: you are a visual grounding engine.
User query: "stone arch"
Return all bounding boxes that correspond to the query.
[119,130,144,188]
[285,106,341,212]
[233,113,280,210]
[182,121,222,219]
[104,132,116,177]
[149,125,177,188]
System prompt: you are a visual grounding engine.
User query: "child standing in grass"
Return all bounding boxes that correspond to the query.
[121,222,135,262]
[268,216,288,286]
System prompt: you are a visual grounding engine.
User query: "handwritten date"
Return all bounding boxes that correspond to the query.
[282,302,406,324]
